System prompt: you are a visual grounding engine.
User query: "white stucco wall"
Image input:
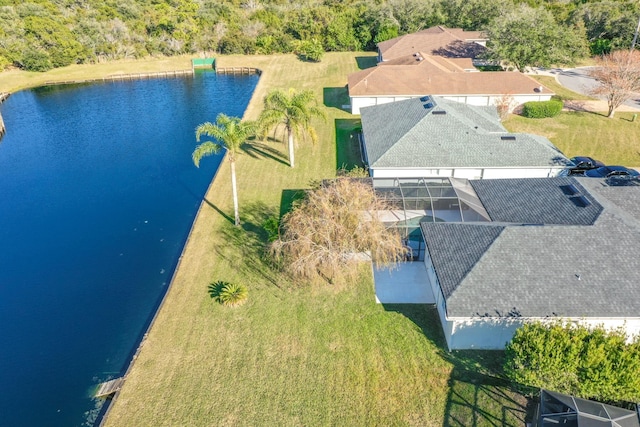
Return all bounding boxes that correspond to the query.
[371,167,564,179]
[445,316,640,350]
[350,94,553,114]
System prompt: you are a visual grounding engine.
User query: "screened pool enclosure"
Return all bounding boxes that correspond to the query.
[370,177,491,260]
[536,389,640,427]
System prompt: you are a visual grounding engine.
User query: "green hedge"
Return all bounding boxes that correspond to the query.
[505,321,640,402]
[522,99,563,118]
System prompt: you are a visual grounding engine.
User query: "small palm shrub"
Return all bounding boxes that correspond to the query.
[208,281,248,307]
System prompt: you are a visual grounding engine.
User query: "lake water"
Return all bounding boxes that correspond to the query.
[0,71,258,426]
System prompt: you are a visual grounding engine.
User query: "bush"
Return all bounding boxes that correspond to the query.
[504,321,640,402]
[208,281,248,307]
[522,100,563,118]
[262,215,280,243]
[294,38,324,62]
[21,48,52,72]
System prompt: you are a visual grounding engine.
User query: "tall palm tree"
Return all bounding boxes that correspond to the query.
[192,113,255,227]
[258,88,325,168]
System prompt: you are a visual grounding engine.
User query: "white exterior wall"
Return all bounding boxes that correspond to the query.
[445,317,640,350]
[350,94,553,114]
[371,167,564,179]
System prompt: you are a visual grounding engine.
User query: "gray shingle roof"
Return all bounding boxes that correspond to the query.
[471,178,603,225]
[360,97,570,169]
[422,178,640,319]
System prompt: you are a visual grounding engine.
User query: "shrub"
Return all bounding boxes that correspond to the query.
[294,38,324,62]
[262,215,280,243]
[505,321,640,402]
[208,281,248,307]
[522,100,563,118]
[21,48,52,72]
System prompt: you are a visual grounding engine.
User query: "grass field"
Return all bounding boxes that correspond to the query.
[504,110,640,165]
[27,52,521,426]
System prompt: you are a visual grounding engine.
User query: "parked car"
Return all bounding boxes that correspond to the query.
[566,156,605,176]
[583,165,640,178]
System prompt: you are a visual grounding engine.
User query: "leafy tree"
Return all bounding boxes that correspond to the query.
[23,15,88,68]
[505,321,640,402]
[383,0,443,34]
[588,50,640,118]
[324,10,362,51]
[485,5,588,71]
[192,114,256,227]
[372,24,399,45]
[271,178,408,284]
[293,38,324,62]
[258,88,325,168]
[21,48,52,72]
[441,0,515,31]
[572,1,640,54]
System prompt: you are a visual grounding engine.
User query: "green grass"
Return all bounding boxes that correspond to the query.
[94,52,527,426]
[504,110,640,165]
[529,75,594,101]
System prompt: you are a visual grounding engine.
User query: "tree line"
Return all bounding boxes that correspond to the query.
[0,0,638,72]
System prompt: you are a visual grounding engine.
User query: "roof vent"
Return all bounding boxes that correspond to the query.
[432,110,447,115]
[560,184,579,195]
[500,135,516,141]
[419,96,430,102]
[423,102,434,109]
[569,195,591,208]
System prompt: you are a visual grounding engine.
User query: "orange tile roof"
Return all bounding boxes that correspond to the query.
[378,26,487,61]
[348,65,553,97]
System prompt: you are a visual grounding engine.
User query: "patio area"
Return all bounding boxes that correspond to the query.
[374,262,435,304]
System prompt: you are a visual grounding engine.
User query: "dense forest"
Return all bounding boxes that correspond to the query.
[0,0,638,72]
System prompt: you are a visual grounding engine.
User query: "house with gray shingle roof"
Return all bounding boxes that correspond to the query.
[360,97,570,179]
[418,177,640,350]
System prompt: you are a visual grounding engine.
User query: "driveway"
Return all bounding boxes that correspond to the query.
[539,67,640,110]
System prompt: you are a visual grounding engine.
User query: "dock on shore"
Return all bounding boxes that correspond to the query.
[215,67,261,75]
[44,69,194,86]
[95,377,125,398]
[0,93,7,139]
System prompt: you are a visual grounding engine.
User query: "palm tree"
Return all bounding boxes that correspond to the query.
[192,113,255,227]
[258,88,325,168]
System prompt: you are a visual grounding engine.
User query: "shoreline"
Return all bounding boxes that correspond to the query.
[98,151,231,426]
[97,62,264,425]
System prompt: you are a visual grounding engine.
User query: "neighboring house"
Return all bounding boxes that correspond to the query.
[420,177,640,350]
[377,26,488,62]
[359,96,570,179]
[348,59,553,114]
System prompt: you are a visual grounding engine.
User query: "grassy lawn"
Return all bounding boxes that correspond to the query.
[504,111,640,165]
[65,52,530,426]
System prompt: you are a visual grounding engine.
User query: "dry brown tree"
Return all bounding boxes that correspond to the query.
[271,178,408,284]
[588,50,640,118]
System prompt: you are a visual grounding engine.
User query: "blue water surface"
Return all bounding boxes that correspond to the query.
[0,71,258,426]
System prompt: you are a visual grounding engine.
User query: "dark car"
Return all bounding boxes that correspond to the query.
[583,165,640,178]
[566,156,605,176]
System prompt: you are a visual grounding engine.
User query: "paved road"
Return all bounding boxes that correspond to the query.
[550,67,640,109]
